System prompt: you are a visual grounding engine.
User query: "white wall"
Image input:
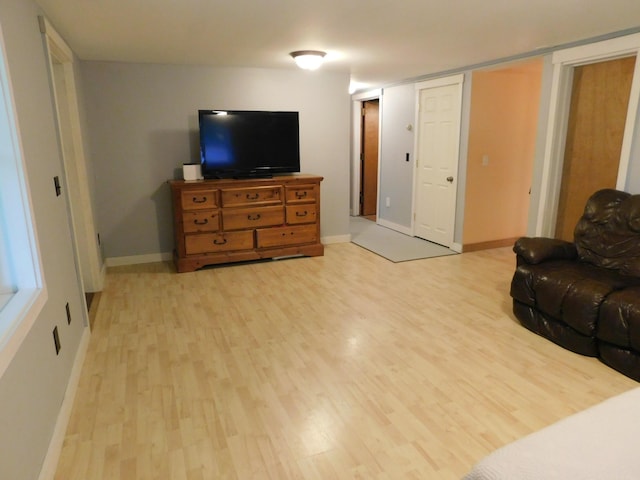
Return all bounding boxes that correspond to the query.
[80,62,351,260]
[527,55,555,235]
[626,94,640,193]
[0,0,88,478]
[455,73,472,246]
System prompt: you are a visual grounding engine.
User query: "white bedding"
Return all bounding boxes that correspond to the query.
[463,387,640,480]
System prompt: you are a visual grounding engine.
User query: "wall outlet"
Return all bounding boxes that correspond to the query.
[482,154,489,166]
[386,197,391,207]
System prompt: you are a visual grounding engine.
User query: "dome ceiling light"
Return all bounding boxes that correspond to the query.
[290,50,326,71]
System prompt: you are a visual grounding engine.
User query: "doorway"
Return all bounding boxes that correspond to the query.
[414,75,464,248]
[360,99,379,220]
[555,56,636,240]
[41,17,104,298]
[536,33,640,237]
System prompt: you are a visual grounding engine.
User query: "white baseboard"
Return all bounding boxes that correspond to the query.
[451,242,463,253]
[322,234,351,244]
[38,327,91,480]
[105,252,172,267]
[376,218,413,236]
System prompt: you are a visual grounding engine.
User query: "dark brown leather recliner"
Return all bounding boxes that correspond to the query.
[510,189,640,381]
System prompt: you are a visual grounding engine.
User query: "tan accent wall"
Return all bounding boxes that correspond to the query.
[463,58,543,248]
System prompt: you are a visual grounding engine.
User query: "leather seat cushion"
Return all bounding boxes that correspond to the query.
[598,286,640,351]
[513,300,598,356]
[511,260,635,337]
[598,342,640,382]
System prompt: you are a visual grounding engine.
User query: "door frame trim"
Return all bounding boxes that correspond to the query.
[412,74,464,250]
[536,33,640,236]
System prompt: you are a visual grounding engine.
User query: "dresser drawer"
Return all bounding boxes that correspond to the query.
[256,224,317,248]
[182,210,220,233]
[221,186,283,207]
[181,189,217,210]
[185,231,254,255]
[286,205,317,225]
[222,206,284,231]
[285,184,318,204]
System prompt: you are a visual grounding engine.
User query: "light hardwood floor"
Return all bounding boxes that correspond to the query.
[55,243,637,479]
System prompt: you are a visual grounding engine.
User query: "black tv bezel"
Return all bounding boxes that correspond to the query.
[198,109,301,179]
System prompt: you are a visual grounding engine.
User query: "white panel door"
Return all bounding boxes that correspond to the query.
[414,78,462,247]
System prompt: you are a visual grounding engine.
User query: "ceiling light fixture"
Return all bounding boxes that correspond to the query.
[290,50,326,71]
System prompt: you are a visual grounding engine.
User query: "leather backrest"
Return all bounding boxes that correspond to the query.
[574,189,640,276]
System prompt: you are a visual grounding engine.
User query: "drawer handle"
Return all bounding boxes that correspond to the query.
[192,196,207,203]
[247,213,261,221]
[246,193,260,200]
[295,211,308,217]
[213,238,227,245]
[193,219,209,225]
[295,191,308,199]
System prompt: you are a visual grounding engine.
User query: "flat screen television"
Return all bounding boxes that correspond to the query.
[198,109,301,179]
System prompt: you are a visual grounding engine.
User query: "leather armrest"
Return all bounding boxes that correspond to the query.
[513,237,577,264]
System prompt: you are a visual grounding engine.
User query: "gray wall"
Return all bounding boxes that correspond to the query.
[0,0,88,479]
[378,84,415,228]
[80,62,351,259]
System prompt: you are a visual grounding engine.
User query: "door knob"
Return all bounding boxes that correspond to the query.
[446,176,454,183]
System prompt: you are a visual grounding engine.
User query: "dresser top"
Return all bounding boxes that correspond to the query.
[169,173,323,189]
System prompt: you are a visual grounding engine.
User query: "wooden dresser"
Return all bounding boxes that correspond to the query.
[169,174,323,272]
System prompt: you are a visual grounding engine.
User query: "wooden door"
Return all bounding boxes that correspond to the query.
[555,55,636,240]
[414,80,462,247]
[360,99,379,217]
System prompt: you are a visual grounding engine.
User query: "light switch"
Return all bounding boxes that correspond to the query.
[482,154,489,167]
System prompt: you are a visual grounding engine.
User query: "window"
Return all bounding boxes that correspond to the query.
[0,220,12,311]
[0,22,46,377]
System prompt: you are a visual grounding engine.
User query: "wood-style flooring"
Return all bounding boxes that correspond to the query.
[55,243,637,479]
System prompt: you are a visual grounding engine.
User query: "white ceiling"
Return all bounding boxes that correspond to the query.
[36,0,640,91]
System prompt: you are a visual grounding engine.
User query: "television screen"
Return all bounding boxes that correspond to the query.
[198,110,300,179]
